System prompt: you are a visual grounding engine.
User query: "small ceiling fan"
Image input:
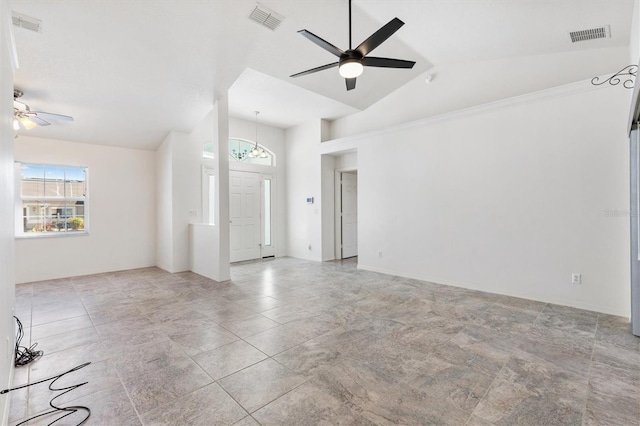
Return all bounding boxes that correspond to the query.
[290,0,416,91]
[13,89,74,130]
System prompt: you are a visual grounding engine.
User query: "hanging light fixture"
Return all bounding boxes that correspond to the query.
[249,111,268,159]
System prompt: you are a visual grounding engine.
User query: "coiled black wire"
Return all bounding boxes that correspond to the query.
[1,362,92,425]
[13,315,43,366]
[3,316,92,425]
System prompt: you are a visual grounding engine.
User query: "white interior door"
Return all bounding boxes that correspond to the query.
[341,172,358,258]
[230,170,261,262]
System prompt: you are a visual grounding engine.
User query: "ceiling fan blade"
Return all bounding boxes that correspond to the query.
[32,111,74,122]
[355,17,404,57]
[298,29,345,57]
[30,116,51,126]
[290,62,339,78]
[346,78,356,91]
[362,57,416,69]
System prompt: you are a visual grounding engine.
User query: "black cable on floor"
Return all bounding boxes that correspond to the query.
[13,315,43,366]
[1,362,92,426]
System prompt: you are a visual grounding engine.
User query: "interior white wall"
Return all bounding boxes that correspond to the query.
[335,152,357,171]
[156,133,173,271]
[14,136,156,283]
[170,128,201,273]
[155,100,231,280]
[330,47,630,141]
[285,120,323,260]
[632,0,640,64]
[0,0,16,420]
[229,116,287,257]
[321,155,335,261]
[321,82,632,317]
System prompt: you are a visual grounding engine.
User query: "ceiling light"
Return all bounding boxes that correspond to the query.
[18,116,36,130]
[339,59,363,78]
[249,111,267,159]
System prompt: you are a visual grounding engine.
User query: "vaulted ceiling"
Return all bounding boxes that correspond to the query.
[10,0,635,150]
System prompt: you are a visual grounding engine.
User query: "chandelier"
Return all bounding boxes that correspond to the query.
[249,111,268,159]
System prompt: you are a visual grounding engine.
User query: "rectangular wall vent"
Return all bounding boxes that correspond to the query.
[12,12,42,33]
[249,3,284,31]
[570,25,610,43]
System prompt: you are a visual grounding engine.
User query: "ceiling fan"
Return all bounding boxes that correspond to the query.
[290,0,416,91]
[13,89,74,130]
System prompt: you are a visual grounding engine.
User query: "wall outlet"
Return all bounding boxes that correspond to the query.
[189,210,198,217]
[377,251,383,258]
[572,273,581,284]
[308,244,312,251]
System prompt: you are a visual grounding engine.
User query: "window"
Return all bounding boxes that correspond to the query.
[229,139,273,166]
[263,178,271,246]
[17,163,88,236]
[202,141,215,159]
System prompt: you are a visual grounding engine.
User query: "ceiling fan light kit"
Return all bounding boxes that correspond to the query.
[291,0,415,91]
[13,89,74,131]
[339,58,364,78]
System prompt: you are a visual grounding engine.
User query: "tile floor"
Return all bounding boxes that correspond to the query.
[7,257,640,425]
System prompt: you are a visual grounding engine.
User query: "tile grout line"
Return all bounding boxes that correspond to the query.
[580,312,599,424]
[464,301,549,426]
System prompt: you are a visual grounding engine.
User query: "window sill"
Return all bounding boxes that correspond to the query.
[16,231,89,240]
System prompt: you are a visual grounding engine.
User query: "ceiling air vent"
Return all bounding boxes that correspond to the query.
[570,25,610,43]
[11,12,42,33]
[249,3,284,31]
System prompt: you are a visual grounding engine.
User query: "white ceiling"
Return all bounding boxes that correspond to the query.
[9,0,635,150]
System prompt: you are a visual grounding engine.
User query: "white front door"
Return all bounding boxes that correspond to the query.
[341,172,358,258]
[230,170,261,262]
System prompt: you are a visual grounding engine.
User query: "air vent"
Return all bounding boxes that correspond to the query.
[249,3,284,30]
[570,25,610,43]
[12,12,42,33]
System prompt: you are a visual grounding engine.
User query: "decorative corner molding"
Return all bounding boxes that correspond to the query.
[592,65,637,89]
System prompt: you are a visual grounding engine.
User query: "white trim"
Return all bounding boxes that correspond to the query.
[16,231,89,239]
[321,78,610,154]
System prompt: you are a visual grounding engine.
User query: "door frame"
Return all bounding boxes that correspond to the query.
[227,167,277,262]
[334,168,358,259]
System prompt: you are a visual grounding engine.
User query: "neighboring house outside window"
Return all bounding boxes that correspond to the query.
[17,163,88,236]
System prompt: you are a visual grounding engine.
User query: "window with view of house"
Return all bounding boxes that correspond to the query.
[17,163,88,236]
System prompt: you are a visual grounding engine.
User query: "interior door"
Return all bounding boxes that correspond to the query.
[341,172,358,258]
[230,170,261,262]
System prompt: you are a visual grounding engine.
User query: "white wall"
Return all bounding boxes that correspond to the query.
[285,120,323,260]
[229,116,287,257]
[14,136,156,283]
[320,82,632,316]
[0,0,16,420]
[156,133,173,271]
[155,100,231,280]
[632,0,640,65]
[321,155,335,261]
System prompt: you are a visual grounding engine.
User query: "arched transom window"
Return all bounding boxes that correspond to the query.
[228,139,273,166]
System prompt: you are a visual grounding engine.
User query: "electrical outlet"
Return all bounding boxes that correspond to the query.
[377,251,383,258]
[572,273,581,284]
[308,244,312,251]
[189,210,198,217]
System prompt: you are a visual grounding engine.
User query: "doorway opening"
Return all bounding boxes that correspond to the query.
[335,170,358,259]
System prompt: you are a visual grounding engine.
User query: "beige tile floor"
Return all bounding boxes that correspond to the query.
[7,257,640,425]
